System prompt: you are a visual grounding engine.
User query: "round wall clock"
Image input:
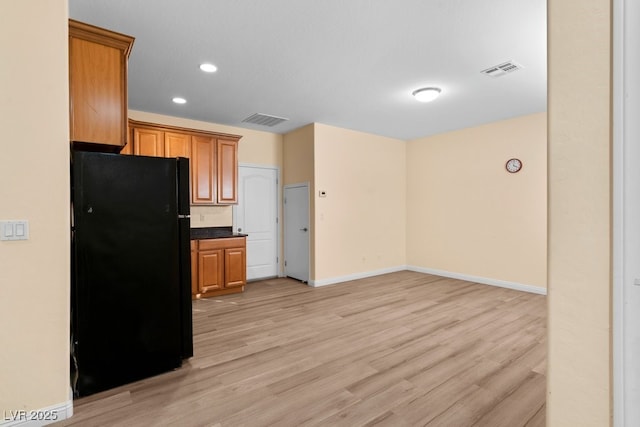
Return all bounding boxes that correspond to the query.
[505,158,522,173]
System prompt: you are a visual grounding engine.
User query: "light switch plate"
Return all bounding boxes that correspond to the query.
[0,220,29,241]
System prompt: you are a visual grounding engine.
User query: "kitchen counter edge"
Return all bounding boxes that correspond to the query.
[190,226,247,240]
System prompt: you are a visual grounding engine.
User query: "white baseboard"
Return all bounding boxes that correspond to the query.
[309,265,408,287]
[307,265,546,295]
[407,265,547,295]
[1,398,73,427]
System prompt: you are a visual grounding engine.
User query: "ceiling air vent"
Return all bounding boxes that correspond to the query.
[242,113,289,127]
[481,61,524,78]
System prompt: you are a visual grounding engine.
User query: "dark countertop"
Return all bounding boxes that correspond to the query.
[190,226,247,240]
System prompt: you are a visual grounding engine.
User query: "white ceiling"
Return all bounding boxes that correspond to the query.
[69,0,546,141]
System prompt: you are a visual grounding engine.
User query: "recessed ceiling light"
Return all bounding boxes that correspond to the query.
[199,63,217,73]
[412,87,442,103]
[172,97,187,104]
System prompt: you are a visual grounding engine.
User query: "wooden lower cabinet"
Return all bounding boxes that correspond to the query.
[192,237,246,299]
[224,246,246,288]
[198,249,223,293]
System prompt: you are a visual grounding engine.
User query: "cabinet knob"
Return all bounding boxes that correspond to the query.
[238,228,242,232]
[300,227,308,232]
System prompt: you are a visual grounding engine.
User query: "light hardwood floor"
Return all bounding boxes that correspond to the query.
[56,271,546,427]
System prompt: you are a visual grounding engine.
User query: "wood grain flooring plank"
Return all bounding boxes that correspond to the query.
[314,380,418,427]
[55,271,546,427]
[524,403,546,427]
[273,389,361,427]
[472,371,546,427]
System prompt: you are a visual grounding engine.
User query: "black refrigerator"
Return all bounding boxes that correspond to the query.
[71,150,193,397]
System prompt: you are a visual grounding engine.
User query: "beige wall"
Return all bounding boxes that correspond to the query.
[0,1,613,421]
[0,0,70,414]
[129,110,284,228]
[283,124,316,278]
[283,124,315,185]
[547,0,612,425]
[313,124,406,282]
[406,113,547,290]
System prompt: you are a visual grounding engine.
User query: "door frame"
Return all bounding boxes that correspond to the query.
[232,163,282,278]
[283,182,310,283]
[613,0,640,424]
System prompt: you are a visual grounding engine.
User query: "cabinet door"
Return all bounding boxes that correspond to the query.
[191,136,216,204]
[69,21,133,148]
[120,123,133,154]
[224,247,246,288]
[133,128,164,157]
[198,249,223,294]
[69,38,124,146]
[217,139,238,204]
[119,142,133,155]
[165,132,191,158]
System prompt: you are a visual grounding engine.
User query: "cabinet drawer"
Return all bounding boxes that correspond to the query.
[198,237,245,251]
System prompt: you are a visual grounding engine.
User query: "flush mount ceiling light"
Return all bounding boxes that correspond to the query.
[199,63,217,73]
[172,97,187,104]
[412,87,442,103]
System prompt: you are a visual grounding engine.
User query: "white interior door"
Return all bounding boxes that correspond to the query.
[613,0,640,424]
[233,166,279,281]
[284,184,310,283]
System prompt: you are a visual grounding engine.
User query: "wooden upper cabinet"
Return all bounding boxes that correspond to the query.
[217,139,239,204]
[129,125,190,159]
[133,128,164,157]
[191,136,216,205]
[69,20,134,148]
[120,142,133,155]
[165,132,191,159]
[120,123,133,154]
[127,120,241,205]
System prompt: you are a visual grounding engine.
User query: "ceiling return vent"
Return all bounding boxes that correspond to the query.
[481,61,524,78]
[242,113,289,127]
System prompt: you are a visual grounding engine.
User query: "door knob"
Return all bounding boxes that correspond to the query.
[300,227,308,232]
